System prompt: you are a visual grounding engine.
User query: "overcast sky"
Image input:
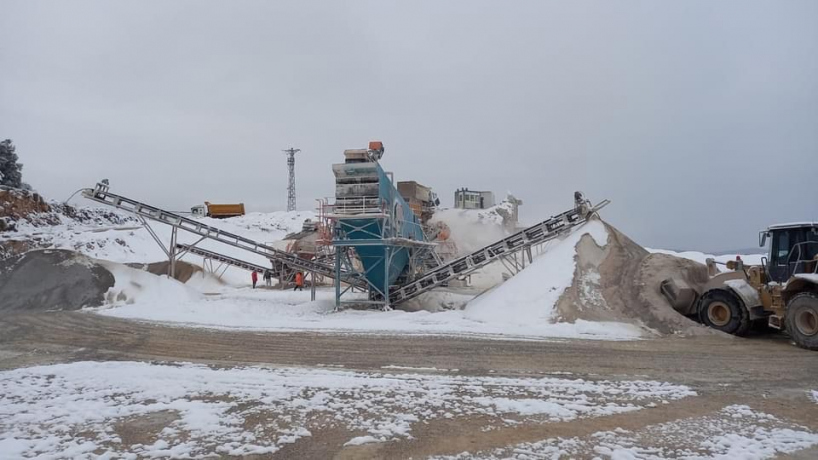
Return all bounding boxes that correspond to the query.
[1,1,816,252]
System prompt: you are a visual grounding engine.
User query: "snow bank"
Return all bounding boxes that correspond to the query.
[97,260,202,307]
[0,361,695,458]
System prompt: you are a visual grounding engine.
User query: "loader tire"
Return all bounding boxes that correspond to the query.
[785,293,818,351]
[698,289,751,336]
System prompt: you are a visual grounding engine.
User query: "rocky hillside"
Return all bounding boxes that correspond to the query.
[0,188,138,259]
[0,187,50,231]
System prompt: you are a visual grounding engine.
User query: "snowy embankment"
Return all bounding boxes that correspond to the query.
[97,220,644,341]
[0,361,696,458]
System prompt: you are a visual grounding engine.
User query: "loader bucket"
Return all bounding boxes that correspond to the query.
[660,278,699,316]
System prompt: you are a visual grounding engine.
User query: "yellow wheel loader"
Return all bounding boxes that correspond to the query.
[661,222,818,350]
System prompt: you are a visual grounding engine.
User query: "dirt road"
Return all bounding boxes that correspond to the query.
[1,311,817,458]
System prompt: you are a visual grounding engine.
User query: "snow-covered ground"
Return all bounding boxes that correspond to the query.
[434,405,818,460]
[4,206,817,460]
[98,286,643,341]
[0,361,696,458]
[94,220,645,341]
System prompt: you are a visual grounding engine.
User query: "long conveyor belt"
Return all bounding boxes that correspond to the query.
[389,200,609,305]
[176,243,275,275]
[82,185,366,288]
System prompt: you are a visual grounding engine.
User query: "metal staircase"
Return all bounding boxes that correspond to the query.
[82,182,366,288]
[388,199,610,305]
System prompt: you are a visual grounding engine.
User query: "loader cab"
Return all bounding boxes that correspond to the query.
[760,223,818,283]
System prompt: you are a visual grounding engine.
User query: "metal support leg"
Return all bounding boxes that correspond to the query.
[169,227,178,278]
[138,216,169,258]
[335,249,341,309]
[383,246,391,311]
[311,270,316,301]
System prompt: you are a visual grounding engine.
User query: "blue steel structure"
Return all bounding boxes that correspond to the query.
[330,143,437,309]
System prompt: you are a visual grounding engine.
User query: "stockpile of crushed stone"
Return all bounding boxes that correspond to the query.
[466,218,714,336]
[554,220,713,335]
[0,249,115,313]
[126,260,203,283]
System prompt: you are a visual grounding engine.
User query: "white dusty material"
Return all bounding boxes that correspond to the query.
[429,204,511,256]
[0,361,695,458]
[811,390,818,404]
[433,405,818,460]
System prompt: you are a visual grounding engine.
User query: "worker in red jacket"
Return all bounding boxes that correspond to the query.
[294,272,304,291]
[251,270,258,289]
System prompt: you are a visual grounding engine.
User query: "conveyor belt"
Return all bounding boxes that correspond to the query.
[389,200,609,305]
[82,185,366,288]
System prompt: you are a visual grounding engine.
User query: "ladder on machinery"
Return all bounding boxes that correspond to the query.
[82,182,367,288]
[388,198,610,305]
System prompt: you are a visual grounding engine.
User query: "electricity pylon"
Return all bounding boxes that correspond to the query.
[283,148,301,212]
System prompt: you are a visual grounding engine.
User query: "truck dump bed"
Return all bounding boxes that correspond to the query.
[205,202,245,218]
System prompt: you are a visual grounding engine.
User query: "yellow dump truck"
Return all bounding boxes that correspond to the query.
[191,202,245,218]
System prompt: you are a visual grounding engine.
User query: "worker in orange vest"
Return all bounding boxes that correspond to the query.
[294,271,304,291]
